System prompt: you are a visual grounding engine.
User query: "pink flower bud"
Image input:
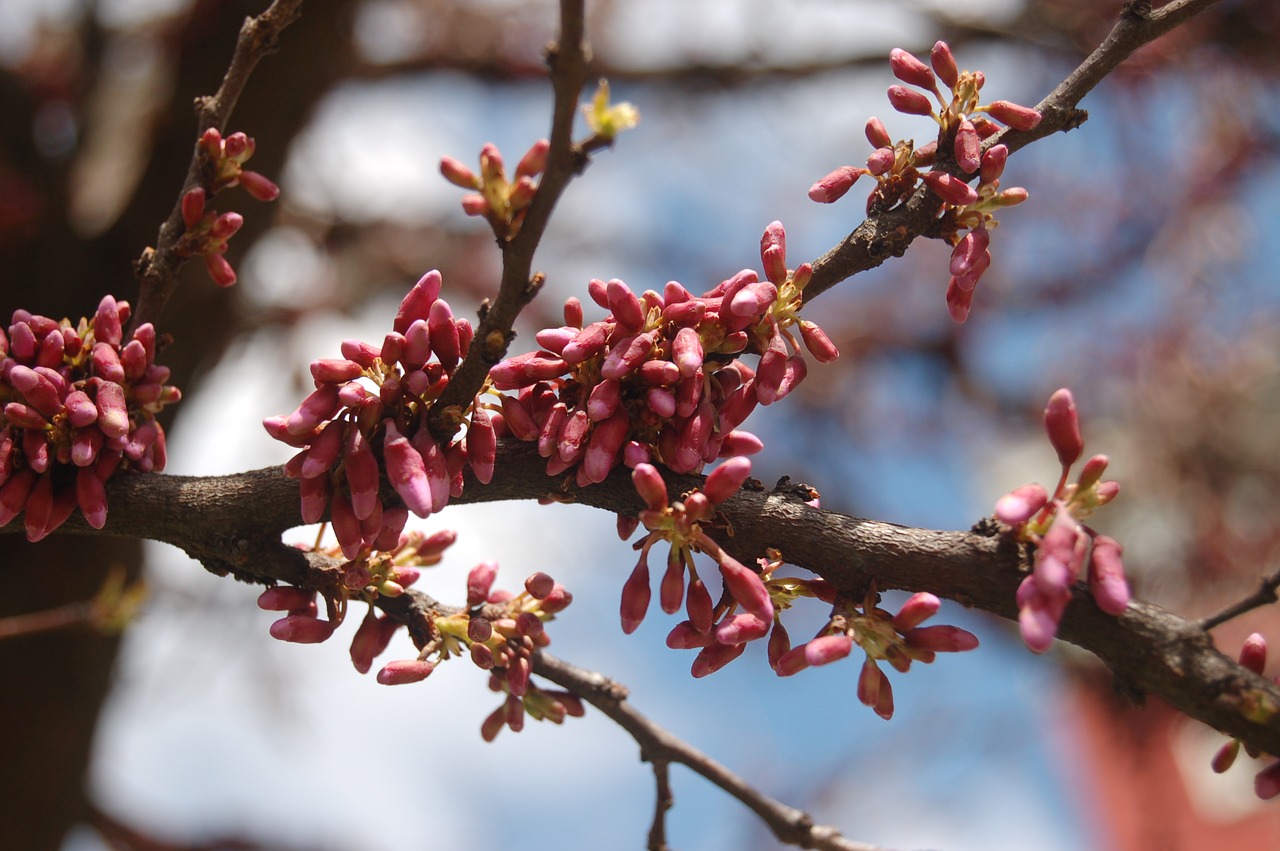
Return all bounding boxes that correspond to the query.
[606,279,645,332]
[690,641,746,678]
[467,406,496,484]
[930,41,959,89]
[994,483,1048,526]
[298,472,329,524]
[805,634,853,666]
[343,428,381,520]
[238,170,279,202]
[1076,454,1109,491]
[980,143,1008,184]
[719,554,773,624]
[601,331,656,380]
[945,276,974,323]
[632,463,668,511]
[490,351,569,390]
[428,299,460,371]
[921,170,978,206]
[905,624,979,652]
[93,380,130,439]
[1239,633,1268,675]
[660,555,685,615]
[715,613,770,645]
[858,658,894,719]
[704,456,751,504]
[561,321,610,364]
[1044,388,1084,467]
[383,420,433,517]
[0,468,36,526]
[515,138,550,179]
[181,186,206,230]
[349,610,398,674]
[799,320,839,363]
[558,409,590,463]
[1211,739,1240,774]
[889,48,936,90]
[440,155,481,189]
[984,100,1042,131]
[500,394,539,441]
[892,592,941,632]
[667,621,711,650]
[887,85,933,116]
[808,165,864,203]
[620,558,651,634]
[376,659,435,685]
[954,119,981,174]
[8,366,62,418]
[1088,535,1130,616]
[1018,582,1066,653]
[1255,762,1280,800]
[270,614,337,644]
[581,410,630,484]
[393,269,443,335]
[467,561,499,607]
[760,221,788,285]
[865,146,895,176]
[865,116,892,149]
[755,332,789,406]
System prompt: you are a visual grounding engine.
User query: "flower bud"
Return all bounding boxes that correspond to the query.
[984,100,1042,131]
[887,84,933,116]
[1044,388,1084,468]
[620,558,651,634]
[930,41,959,89]
[270,614,337,644]
[889,48,935,90]
[376,659,435,685]
[808,166,863,204]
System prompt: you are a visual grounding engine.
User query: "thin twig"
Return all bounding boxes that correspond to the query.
[0,600,92,640]
[646,757,673,851]
[1199,565,1280,631]
[130,0,306,333]
[534,652,883,851]
[425,0,593,440]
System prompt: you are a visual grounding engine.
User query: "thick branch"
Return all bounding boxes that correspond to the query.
[131,0,305,332]
[8,439,1278,759]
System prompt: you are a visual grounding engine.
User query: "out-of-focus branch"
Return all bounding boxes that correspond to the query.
[7,438,1279,759]
[803,0,1227,303]
[426,0,593,439]
[130,0,305,332]
[533,652,882,851]
[1200,565,1280,631]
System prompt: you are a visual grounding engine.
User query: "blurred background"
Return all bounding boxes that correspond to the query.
[2,0,1280,849]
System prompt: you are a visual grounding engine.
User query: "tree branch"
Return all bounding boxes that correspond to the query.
[425,0,594,439]
[533,652,883,851]
[131,0,305,332]
[802,0,1227,303]
[7,438,1278,759]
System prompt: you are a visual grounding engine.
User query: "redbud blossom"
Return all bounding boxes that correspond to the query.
[930,41,959,89]
[887,85,933,116]
[1044,388,1084,467]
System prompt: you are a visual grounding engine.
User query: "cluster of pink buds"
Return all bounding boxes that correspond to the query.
[178,128,280,287]
[995,388,1129,652]
[484,221,837,487]
[257,529,579,737]
[622,458,783,677]
[440,139,549,239]
[259,528,457,650]
[1211,633,1280,799]
[451,563,578,739]
[264,270,490,558]
[0,297,180,540]
[809,41,1039,322]
[771,582,978,719]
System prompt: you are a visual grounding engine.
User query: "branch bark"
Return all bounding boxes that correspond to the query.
[7,438,1277,760]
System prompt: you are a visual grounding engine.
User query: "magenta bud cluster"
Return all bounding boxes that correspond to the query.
[995,388,1129,653]
[178,128,280,287]
[771,583,977,720]
[809,40,1039,323]
[441,138,549,239]
[265,269,489,559]
[0,296,180,540]
[486,220,837,488]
